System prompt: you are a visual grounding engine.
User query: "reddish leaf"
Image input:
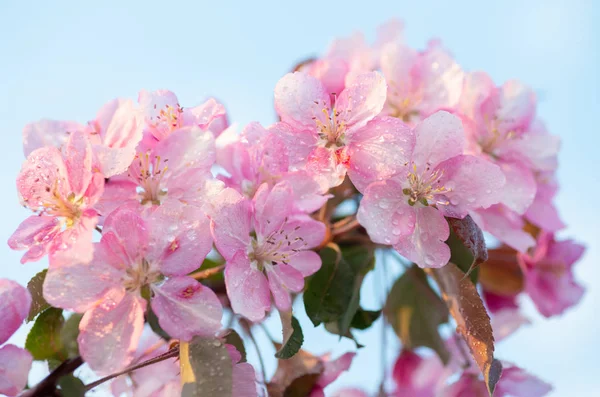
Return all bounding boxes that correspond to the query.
[430,263,502,396]
[446,215,487,278]
[267,348,324,397]
[479,245,525,296]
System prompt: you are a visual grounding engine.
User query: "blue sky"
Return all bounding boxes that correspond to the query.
[0,1,597,396]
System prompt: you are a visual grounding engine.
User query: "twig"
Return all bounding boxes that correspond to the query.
[94,225,102,234]
[331,217,361,237]
[189,264,225,280]
[245,325,267,383]
[20,356,83,396]
[84,346,180,392]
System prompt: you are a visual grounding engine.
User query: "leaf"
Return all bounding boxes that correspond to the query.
[479,245,524,296]
[267,349,324,397]
[304,243,374,331]
[58,375,85,397]
[350,308,381,330]
[385,266,450,364]
[276,311,304,359]
[60,313,82,359]
[146,305,171,340]
[180,337,233,397]
[27,269,50,322]
[430,263,503,396]
[25,308,66,361]
[223,329,246,363]
[446,216,487,282]
[323,322,363,349]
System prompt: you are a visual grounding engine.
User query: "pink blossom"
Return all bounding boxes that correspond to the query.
[518,232,585,317]
[274,71,418,190]
[391,350,446,397]
[9,131,104,264]
[380,41,464,125]
[310,352,356,397]
[97,126,222,216]
[210,182,325,321]
[22,119,85,157]
[226,344,258,397]
[331,389,369,397]
[138,89,226,142]
[217,122,328,212]
[44,204,222,374]
[490,309,530,342]
[469,205,536,253]
[0,279,33,397]
[357,111,505,268]
[524,173,565,232]
[441,364,551,397]
[86,98,144,177]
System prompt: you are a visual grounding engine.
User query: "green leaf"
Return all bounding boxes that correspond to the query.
[350,309,381,330]
[146,305,171,340]
[430,263,502,396]
[180,337,233,397]
[385,266,450,364]
[27,269,50,322]
[25,308,66,361]
[276,312,304,359]
[323,322,363,348]
[58,375,86,397]
[446,216,487,283]
[223,330,246,363]
[304,244,374,331]
[60,313,82,358]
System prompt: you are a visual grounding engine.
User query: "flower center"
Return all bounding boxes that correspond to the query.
[248,219,307,272]
[479,115,517,155]
[123,258,162,293]
[313,102,347,149]
[133,153,169,205]
[402,163,450,206]
[40,186,83,229]
[152,104,183,135]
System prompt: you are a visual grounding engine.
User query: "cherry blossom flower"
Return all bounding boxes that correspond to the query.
[469,205,536,253]
[518,232,585,317]
[210,182,325,321]
[44,204,222,374]
[226,344,258,397]
[331,389,369,397]
[524,173,565,232]
[380,40,464,125]
[216,122,328,212]
[0,279,33,397]
[274,71,417,190]
[97,126,222,216]
[9,131,104,264]
[138,89,226,143]
[391,349,447,397]
[357,111,505,268]
[310,352,355,397]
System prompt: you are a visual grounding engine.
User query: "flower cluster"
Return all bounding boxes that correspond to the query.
[4,18,585,397]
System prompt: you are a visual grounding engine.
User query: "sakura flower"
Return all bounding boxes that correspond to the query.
[274,70,417,190]
[44,203,222,374]
[469,205,536,253]
[97,126,221,215]
[357,111,505,268]
[138,89,226,142]
[226,344,258,397]
[310,352,355,397]
[210,182,326,321]
[441,364,551,397]
[391,349,447,397]
[22,119,85,157]
[518,232,585,317]
[86,98,144,177]
[380,40,464,125]
[9,131,104,264]
[524,173,565,232]
[331,389,369,397]
[0,279,33,397]
[217,122,328,212]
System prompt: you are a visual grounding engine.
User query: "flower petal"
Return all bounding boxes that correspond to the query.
[210,188,252,260]
[335,71,387,132]
[267,264,305,311]
[103,207,149,264]
[8,215,60,264]
[274,72,330,131]
[0,345,33,396]
[151,276,222,341]
[0,280,31,345]
[64,130,94,197]
[412,111,465,170]
[23,119,84,157]
[224,252,270,321]
[287,250,322,277]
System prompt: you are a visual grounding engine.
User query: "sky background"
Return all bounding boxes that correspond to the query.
[0,0,598,396]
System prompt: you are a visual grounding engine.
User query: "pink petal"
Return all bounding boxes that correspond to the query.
[347,116,415,192]
[357,179,416,245]
[470,206,535,253]
[458,71,495,120]
[103,207,149,264]
[0,345,33,396]
[226,345,258,397]
[331,389,369,397]
[151,276,222,341]
[78,293,145,375]
[436,154,505,218]
[23,119,85,157]
[64,130,94,197]
[305,146,348,189]
[146,201,212,276]
[0,280,31,345]
[274,72,330,131]
[380,43,419,107]
[491,309,530,342]
[210,188,252,260]
[267,264,305,311]
[496,364,552,397]
[412,111,465,170]
[138,89,180,140]
[253,182,294,238]
[94,178,138,219]
[153,126,215,175]
[308,58,349,100]
[394,206,450,268]
[317,352,355,388]
[497,161,537,214]
[44,249,124,312]
[183,98,227,130]
[224,252,270,321]
[418,43,464,115]
[288,250,322,277]
[496,121,560,172]
[17,147,69,209]
[8,215,60,264]
[493,80,536,134]
[281,171,329,213]
[335,72,387,132]
[392,349,445,397]
[268,122,317,167]
[524,180,565,232]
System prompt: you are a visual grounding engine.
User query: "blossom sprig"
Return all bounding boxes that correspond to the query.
[3,18,584,397]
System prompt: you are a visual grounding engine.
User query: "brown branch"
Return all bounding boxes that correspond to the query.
[188,264,225,280]
[20,356,83,397]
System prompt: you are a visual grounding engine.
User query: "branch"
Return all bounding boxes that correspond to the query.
[188,264,225,280]
[20,356,83,397]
